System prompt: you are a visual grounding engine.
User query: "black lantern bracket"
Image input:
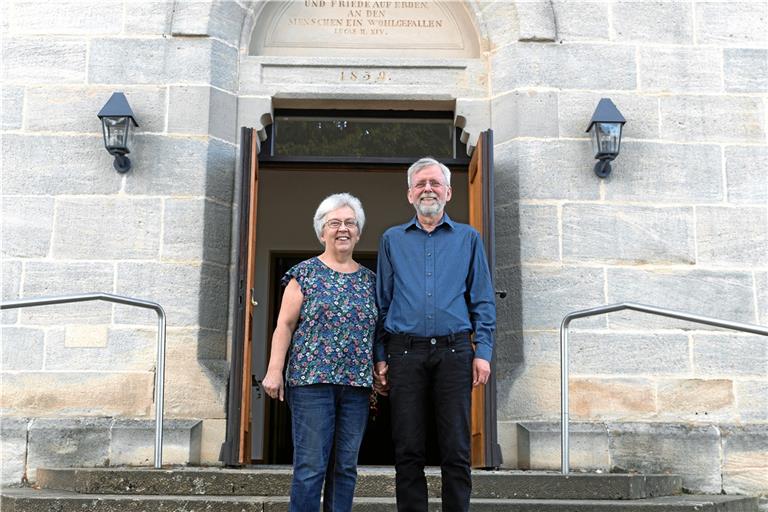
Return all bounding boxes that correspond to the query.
[97,92,139,174]
[586,98,626,179]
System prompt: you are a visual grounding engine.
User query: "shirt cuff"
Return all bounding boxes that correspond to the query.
[474,343,493,362]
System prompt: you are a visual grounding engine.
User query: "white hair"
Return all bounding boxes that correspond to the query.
[313,192,366,242]
[406,157,451,188]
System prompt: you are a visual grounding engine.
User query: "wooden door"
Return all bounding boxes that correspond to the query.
[468,130,502,468]
[221,127,260,465]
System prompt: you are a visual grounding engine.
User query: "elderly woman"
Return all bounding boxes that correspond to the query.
[262,192,377,512]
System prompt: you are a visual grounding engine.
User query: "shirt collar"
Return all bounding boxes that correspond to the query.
[404,212,455,232]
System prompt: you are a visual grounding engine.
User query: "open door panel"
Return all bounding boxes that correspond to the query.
[221,127,260,465]
[467,130,502,469]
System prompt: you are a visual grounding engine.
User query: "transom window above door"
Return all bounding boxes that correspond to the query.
[261,110,470,165]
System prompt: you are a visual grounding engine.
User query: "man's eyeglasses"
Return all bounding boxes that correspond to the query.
[411,180,446,190]
[324,219,359,230]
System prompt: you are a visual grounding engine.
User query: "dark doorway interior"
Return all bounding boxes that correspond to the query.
[265,253,440,465]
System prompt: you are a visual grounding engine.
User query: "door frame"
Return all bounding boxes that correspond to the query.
[222,123,500,468]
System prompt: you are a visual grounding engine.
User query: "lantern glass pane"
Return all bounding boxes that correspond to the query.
[594,122,621,157]
[102,116,130,150]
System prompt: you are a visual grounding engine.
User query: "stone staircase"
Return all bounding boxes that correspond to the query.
[1,467,759,511]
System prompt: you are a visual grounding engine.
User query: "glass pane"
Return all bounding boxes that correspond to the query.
[102,116,129,150]
[273,116,455,159]
[594,122,621,156]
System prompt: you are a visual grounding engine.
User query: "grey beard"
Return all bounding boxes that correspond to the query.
[414,200,443,217]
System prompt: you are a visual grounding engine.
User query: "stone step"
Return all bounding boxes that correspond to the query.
[1,487,759,512]
[35,467,682,500]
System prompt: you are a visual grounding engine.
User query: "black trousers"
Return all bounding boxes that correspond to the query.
[386,333,473,512]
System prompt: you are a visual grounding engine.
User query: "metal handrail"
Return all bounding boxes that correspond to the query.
[560,302,768,474]
[1,293,167,469]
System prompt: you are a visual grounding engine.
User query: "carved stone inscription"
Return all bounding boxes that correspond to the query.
[252,1,479,57]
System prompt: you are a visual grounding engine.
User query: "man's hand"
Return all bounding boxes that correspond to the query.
[373,361,389,395]
[472,358,491,387]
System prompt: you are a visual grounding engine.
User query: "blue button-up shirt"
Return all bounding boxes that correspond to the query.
[375,213,496,363]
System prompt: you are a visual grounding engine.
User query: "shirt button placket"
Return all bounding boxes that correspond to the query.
[426,235,435,335]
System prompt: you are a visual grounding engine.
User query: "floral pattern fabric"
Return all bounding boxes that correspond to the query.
[282,257,377,388]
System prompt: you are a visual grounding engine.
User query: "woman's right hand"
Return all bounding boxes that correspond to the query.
[262,368,285,401]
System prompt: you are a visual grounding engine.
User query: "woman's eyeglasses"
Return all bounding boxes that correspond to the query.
[324,219,358,230]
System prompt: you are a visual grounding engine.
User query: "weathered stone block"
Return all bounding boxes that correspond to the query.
[52,197,162,260]
[1,134,121,195]
[27,418,111,481]
[1,372,154,418]
[515,266,606,330]
[696,1,768,46]
[696,206,768,266]
[166,327,227,362]
[1,85,23,130]
[605,141,722,202]
[758,272,768,325]
[200,418,226,464]
[725,49,768,93]
[558,91,659,140]
[478,1,520,49]
[162,199,232,265]
[124,1,173,35]
[551,1,610,41]
[125,137,235,203]
[496,204,558,264]
[2,37,86,83]
[735,380,768,422]
[562,204,695,264]
[570,332,690,376]
[0,417,29,486]
[495,140,599,201]
[1,196,54,258]
[44,327,156,372]
[657,379,735,422]
[64,324,108,348]
[726,145,768,205]
[20,262,114,325]
[115,262,228,330]
[638,47,722,93]
[1,259,21,324]
[164,358,228,418]
[492,43,636,91]
[612,1,693,44]
[173,0,245,46]
[491,91,558,143]
[89,38,237,92]
[572,378,657,419]
[515,0,556,42]
[168,86,237,142]
[660,95,766,143]
[498,363,561,420]
[608,423,722,493]
[110,419,202,466]
[725,146,768,205]
[605,268,755,329]
[518,422,610,470]
[693,334,768,377]
[25,86,166,134]
[721,425,768,496]
[1,327,44,371]
[8,0,123,35]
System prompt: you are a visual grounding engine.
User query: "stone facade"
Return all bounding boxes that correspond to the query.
[1,0,766,501]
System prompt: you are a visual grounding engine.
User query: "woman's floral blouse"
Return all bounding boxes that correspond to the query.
[282,257,377,388]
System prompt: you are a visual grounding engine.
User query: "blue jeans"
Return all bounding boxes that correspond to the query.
[287,383,370,512]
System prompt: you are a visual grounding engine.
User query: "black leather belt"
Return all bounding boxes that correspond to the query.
[388,332,471,348]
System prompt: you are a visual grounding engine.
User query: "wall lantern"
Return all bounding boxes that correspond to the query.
[586,98,626,178]
[97,92,139,173]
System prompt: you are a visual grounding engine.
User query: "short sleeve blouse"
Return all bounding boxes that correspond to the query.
[282,257,377,388]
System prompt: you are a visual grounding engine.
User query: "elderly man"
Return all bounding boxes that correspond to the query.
[374,157,496,512]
